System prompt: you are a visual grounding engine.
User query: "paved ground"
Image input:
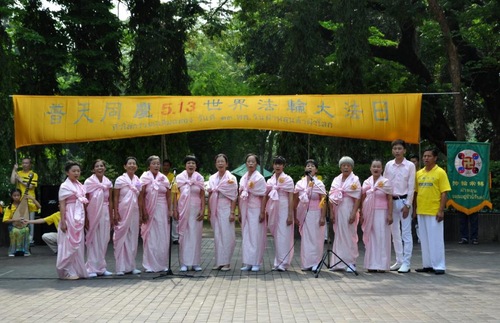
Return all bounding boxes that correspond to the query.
[1,226,499,322]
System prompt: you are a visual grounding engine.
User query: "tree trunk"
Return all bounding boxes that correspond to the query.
[428,0,466,141]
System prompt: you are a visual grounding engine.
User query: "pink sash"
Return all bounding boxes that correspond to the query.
[140,171,170,238]
[238,170,266,230]
[114,173,141,247]
[361,176,392,245]
[208,171,238,220]
[84,174,112,245]
[329,172,362,204]
[176,171,204,233]
[59,178,88,249]
[294,176,325,234]
[265,173,294,235]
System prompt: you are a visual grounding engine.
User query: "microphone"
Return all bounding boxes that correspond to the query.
[304,170,314,181]
[173,168,177,176]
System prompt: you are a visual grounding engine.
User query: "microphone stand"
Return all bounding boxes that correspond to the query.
[306,173,358,278]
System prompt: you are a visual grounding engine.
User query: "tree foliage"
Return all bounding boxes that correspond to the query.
[0,0,499,203]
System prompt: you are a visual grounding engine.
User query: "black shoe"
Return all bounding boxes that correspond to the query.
[415,267,435,273]
[173,240,179,245]
[301,267,313,271]
[458,238,468,244]
[434,270,445,275]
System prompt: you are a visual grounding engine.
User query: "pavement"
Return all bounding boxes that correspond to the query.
[1,226,499,322]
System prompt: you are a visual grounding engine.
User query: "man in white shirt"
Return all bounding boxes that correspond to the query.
[384,139,416,273]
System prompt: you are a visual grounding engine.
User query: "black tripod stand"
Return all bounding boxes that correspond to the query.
[310,177,358,278]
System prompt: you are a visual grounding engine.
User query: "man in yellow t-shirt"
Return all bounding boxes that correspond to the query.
[413,147,451,275]
[11,158,39,244]
[27,211,60,254]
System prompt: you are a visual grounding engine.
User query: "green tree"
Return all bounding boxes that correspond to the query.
[0,0,17,198]
[55,0,123,95]
[12,0,68,95]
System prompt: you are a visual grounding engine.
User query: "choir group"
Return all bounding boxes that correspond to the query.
[4,139,451,279]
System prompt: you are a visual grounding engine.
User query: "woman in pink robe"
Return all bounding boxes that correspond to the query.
[57,161,88,280]
[265,156,295,271]
[294,159,327,271]
[140,155,171,273]
[208,153,238,271]
[113,157,142,276]
[84,159,113,277]
[361,159,393,272]
[239,153,267,272]
[329,156,362,272]
[174,155,205,272]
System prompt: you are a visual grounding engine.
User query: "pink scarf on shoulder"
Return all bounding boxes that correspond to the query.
[208,170,238,219]
[361,175,392,244]
[176,170,204,222]
[265,172,294,235]
[59,178,88,248]
[294,176,325,234]
[329,172,361,204]
[238,170,266,229]
[84,174,112,245]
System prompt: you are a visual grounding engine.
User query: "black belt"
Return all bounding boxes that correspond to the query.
[392,194,408,200]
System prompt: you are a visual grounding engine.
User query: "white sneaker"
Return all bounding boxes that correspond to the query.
[276,265,286,272]
[101,271,113,276]
[131,269,141,275]
[390,262,401,271]
[145,269,154,273]
[88,272,97,278]
[115,271,124,276]
[240,265,251,271]
[398,264,411,273]
[193,266,202,272]
[346,264,357,273]
[251,265,260,272]
[180,265,188,272]
[312,265,318,272]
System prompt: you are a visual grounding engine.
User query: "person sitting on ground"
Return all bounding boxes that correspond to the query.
[27,210,61,254]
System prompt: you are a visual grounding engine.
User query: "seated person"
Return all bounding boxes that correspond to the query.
[2,189,40,256]
[27,211,60,254]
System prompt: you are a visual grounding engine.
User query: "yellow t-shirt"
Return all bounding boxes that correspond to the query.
[16,170,39,212]
[44,211,60,230]
[415,165,451,216]
[166,172,175,183]
[2,204,17,222]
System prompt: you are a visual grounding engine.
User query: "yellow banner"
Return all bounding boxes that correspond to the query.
[13,94,421,148]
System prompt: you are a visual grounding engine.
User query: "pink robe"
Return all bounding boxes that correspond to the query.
[208,171,238,266]
[114,173,141,273]
[140,171,171,272]
[57,178,88,279]
[329,172,361,269]
[294,176,326,269]
[362,176,392,271]
[84,174,112,275]
[177,171,204,266]
[266,173,295,268]
[239,170,267,266]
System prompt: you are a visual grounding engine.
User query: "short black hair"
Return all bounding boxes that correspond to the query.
[272,156,286,165]
[183,155,200,168]
[305,159,318,169]
[423,146,439,157]
[391,139,407,149]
